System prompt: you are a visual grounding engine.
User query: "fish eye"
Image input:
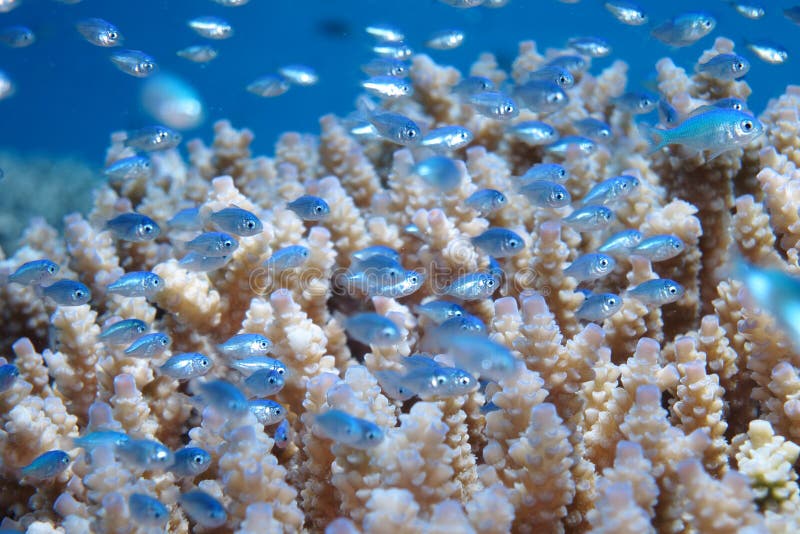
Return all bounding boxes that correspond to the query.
[405,128,417,138]
[268,376,278,385]
[607,297,617,306]
[259,341,269,349]
[733,103,743,110]
[142,224,154,234]
[192,454,205,464]
[246,220,256,229]
[460,132,469,140]
[159,337,168,345]
[73,289,85,299]
[151,278,160,285]
[742,120,753,131]
[673,241,682,249]
[503,105,514,114]
[555,192,565,201]
[703,19,712,28]
[453,309,464,317]
[486,279,495,287]
[200,358,210,367]
[314,205,324,213]
[668,286,677,294]
[137,325,146,333]
[558,169,566,177]
[599,258,609,267]
[641,98,652,107]
[459,377,470,385]
[409,274,418,283]
[47,265,57,274]
[735,62,744,70]
[276,368,285,375]
[223,240,233,248]
[620,182,628,190]
[436,376,446,385]
[558,75,568,85]
[274,407,283,415]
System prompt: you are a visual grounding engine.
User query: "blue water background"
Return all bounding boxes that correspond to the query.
[0,0,797,162]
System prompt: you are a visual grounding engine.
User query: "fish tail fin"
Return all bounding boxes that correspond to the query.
[638,122,667,153]
[355,94,378,118]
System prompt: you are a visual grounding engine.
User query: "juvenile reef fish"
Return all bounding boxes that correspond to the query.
[371,270,425,299]
[99,318,148,345]
[514,80,568,113]
[344,254,405,294]
[0,0,19,13]
[7,259,59,286]
[575,118,613,142]
[507,121,558,145]
[425,29,465,50]
[361,57,408,77]
[350,245,401,264]
[20,450,70,480]
[362,75,413,98]
[229,356,287,377]
[168,207,203,231]
[159,353,213,380]
[786,6,800,25]
[244,369,285,397]
[563,205,615,232]
[106,271,163,299]
[598,229,643,256]
[218,333,272,358]
[170,446,212,477]
[581,175,640,206]
[208,206,263,236]
[195,379,248,417]
[287,195,330,220]
[442,272,498,300]
[76,18,122,47]
[613,91,658,114]
[642,108,764,159]
[274,419,290,447]
[212,0,250,5]
[576,293,623,322]
[547,136,597,155]
[0,25,35,47]
[651,12,716,47]
[72,430,130,451]
[345,313,402,346]
[525,66,574,89]
[247,74,290,97]
[465,189,506,216]
[438,0,485,7]
[104,156,151,181]
[115,438,173,470]
[0,70,13,100]
[731,2,765,19]
[627,278,685,305]
[314,409,385,449]
[696,53,750,80]
[520,163,567,183]
[519,180,571,208]
[368,111,422,145]
[128,493,168,527]
[415,300,466,324]
[263,245,310,272]
[188,16,233,39]
[124,125,181,151]
[179,252,231,272]
[452,76,495,96]
[0,364,19,392]
[110,49,157,77]
[186,232,238,257]
[376,358,477,400]
[709,97,748,112]
[468,91,519,120]
[279,64,318,86]
[177,44,218,63]
[546,55,588,75]
[436,334,516,381]
[249,399,286,425]
[605,1,648,25]
[632,234,685,262]
[421,125,473,152]
[745,40,789,64]
[567,36,611,58]
[471,228,524,257]
[564,253,616,282]
[435,314,486,335]
[413,155,461,191]
[365,23,405,42]
[124,332,171,358]
[42,280,91,306]
[372,42,412,60]
[180,490,227,528]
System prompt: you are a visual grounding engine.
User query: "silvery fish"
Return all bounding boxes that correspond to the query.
[218,333,272,358]
[598,229,643,256]
[471,228,525,258]
[168,207,203,231]
[371,270,425,298]
[745,40,789,65]
[7,259,59,286]
[180,490,227,528]
[547,135,597,155]
[413,156,461,191]
[104,156,151,181]
[438,0,485,7]
[468,91,519,120]
[279,64,319,86]
[580,175,640,206]
[372,42,412,60]
[42,280,91,306]
[0,25,35,48]
[186,232,238,257]
[212,0,250,5]
[0,0,19,12]
[564,253,616,282]
[351,245,401,264]
[525,66,574,88]
[613,91,659,114]
[421,125,473,152]
[453,76,495,96]
[519,180,571,208]
[651,12,716,47]
[710,97,748,112]
[442,272,498,300]
[575,293,623,322]
[0,70,13,100]
[110,49,157,77]
[287,195,330,220]
[520,163,567,183]
[72,430,130,451]
[0,364,19,392]
[105,213,160,241]
[365,23,405,42]
[274,419,290,447]
[124,332,171,358]
[425,28,464,50]
[563,205,615,232]
[125,125,181,151]
[177,44,218,63]
[514,80,568,113]
[435,314,486,335]
[20,450,70,480]
[208,206,262,236]
[731,2,765,19]
[188,16,233,39]
[376,361,476,400]
[314,409,385,449]
[195,379,248,417]
[248,399,286,425]
[362,76,413,98]
[415,300,466,324]
[642,108,764,159]
[128,493,168,527]
[632,234,685,262]
[368,111,421,145]
[345,313,402,346]
[605,1,648,25]
[627,278,685,305]
[546,55,588,75]
[244,369,285,397]
[229,356,287,377]
[346,254,405,292]
[76,18,123,47]
[696,53,750,80]
[465,189,507,216]
[567,36,612,58]
[507,121,558,145]
[361,57,408,77]
[435,333,516,381]
[106,271,164,299]
[264,245,310,272]
[575,118,613,142]
[179,253,232,272]
[115,438,173,470]
[247,74,290,97]
[159,352,213,380]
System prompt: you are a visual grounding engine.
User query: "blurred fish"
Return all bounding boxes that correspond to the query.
[563,205,615,232]
[581,175,640,206]
[168,207,203,231]
[365,23,405,42]
[696,53,750,80]
[0,0,20,13]
[99,318,148,345]
[208,206,262,236]
[659,99,680,125]
[435,314,486,335]
[627,278,684,305]
[247,74,290,97]
[106,271,163,299]
[287,195,330,220]
[438,0,485,7]
[469,91,519,120]
[279,64,319,86]
[372,270,425,298]
[745,40,789,64]
[229,356,286,377]
[730,2,765,19]
[425,29,465,50]
[415,300,466,324]
[435,334,516,381]
[8,259,59,286]
[345,313,401,346]
[188,16,233,39]
[20,450,70,480]
[115,438,173,470]
[274,419,290,447]
[42,280,91,306]
[177,44,218,63]
[0,364,19,392]
[442,272,498,300]
[159,353,213,380]
[186,232,238,257]
[605,1,648,25]
[472,228,524,258]
[314,409,384,449]
[367,111,422,144]
[372,42,412,60]
[632,234,685,262]
[421,125,473,152]
[575,118,613,142]
[564,253,616,282]
[218,333,272,358]
[484,0,509,5]
[244,369,285,397]
[212,0,250,5]
[76,18,122,47]
[465,189,507,216]
[350,245,400,263]
[575,293,623,322]
[124,332,171,358]
[376,359,476,400]
[567,36,611,58]
[0,70,13,100]
[264,245,310,272]
[361,57,408,77]
[125,125,181,151]
[452,76,495,96]
[110,49,157,77]
[613,91,658,114]
[507,121,558,145]
[0,25,35,48]
[128,494,168,527]
[651,12,716,47]
[413,155,461,190]
[362,76,413,98]
[519,180,571,208]
[104,156,151,182]
[141,73,204,130]
[514,80,568,113]
[708,97,748,112]
[195,379,248,417]
[179,253,231,272]
[546,55,588,75]
[597,229,643,256]
[520,163,567,183]
[786,6,800,25]
[525,66,574,88]
[547,135,597,155]
[180,490,227,528]
[249,399,286,425]
[105,213,160,241]
[72,430,129,451]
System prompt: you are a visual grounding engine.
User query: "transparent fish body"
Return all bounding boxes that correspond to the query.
[168,207,203,231]
[124,332,171,358]
[42,280,91,306]
[627,278,685,305]
[435,334,516,381]
[651,12,716,47]
[129,493,169,527]
[435,314,486,335]
[575,118,613,142]
[115,438,173,470]
[170,447,211,477]
[279,64,318,86]
[605,1,648,25]
[563,205,615,232]
[696,53,750,80]
[179,252,231,272]
[567,36,611,57]
[180,490,227,528]
[218,334,272,358]
[520,163,567,183]
[20,450,70,480]
[415,300,466,324]
[452,76,494,96]
[247,74,290,97]
[0,364,19,392]
[351,245,401,264]
[76,18,122,47]
[507,121,558,145]
[314,409,385,449]
[580,175,640,205]
[124,125,181,151]
[632,234,685,262]
[345,313,402,346]
[368,111,422,145]
[188,16,233,39]
[274,419,290,447]
[546,135,596,155]
[8,259,59,285]
[110,49,157,77]
[195,379,248,417]
[249,399,286,425]
[564,253,616,282]
[471,228,525,257]
[105,213,160,241]
[413,155,461,190]
[519,180,571,208]
[598,229,643,256]
[229,356,287,377]
[99,318,148,345]
[209,206,262,236]
[425,28,465,50]
[369,270,425,298]
[186,232,238,257]
[361,57,408,77]
[524,66,574,88]
[443,272,498,300]
[177,44,218,63]
[287,195,330,220]
[104,156,151,181]
[159,353,213,380]
[465,189,506,215]
[264,245,310,272]
[362,76,413,98]
[575,293,623,322]
[514,80,568,113]
[72,430,130,451]
[0,25,35,48]
[421,125,473,152]
[244,369,285,397]
[106,271,163,299]
[468,91,519,120]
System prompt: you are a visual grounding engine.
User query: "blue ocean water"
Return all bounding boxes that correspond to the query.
[0,0,796,162]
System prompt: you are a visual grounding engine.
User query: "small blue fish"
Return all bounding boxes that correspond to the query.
[744,39,789,65]
[125,125,181,151]
[465,189,507,216]
[159,353,213,380]
[287,195,330,220]
[709,97,748,112]
[278,64,319,86]
[564,253,616,282]
[365,23,405,42]
[244,369,285,397]
[264,245,310,272]
[218,333,272,358]
[575,118,613,142]
[274,419,290,447]
[632,235,685,262]
[547,135,597,155]
[170,447,212,478]
[179,252,232,272]
[421,125,473,152]
[105,213,161,242]
[731,1,765,19]
[413,156,461,191]
[368,111,422,145]
[168,207,202,231]
[248,399,286,425]
[415,300,466,324]
[507,121,558,145]
[106,271,163,299]
[72,430,130,451]
[351,246,401,264]
[597,229,643,256]
[229,356,287,376]
[196,379,249,417]
[520,163,567,183]
[519,180,571,208]
[104,156,151,182]
[0,25,35,48]
[177,44,218,63]
[99,318,148,345]
[361,57,408,77]
[471,228,525,258]
[345,313,402,346]
[188,16,233,39]
[247,74,290,97]
[443,272,498,300]
[613,91,659,114]
[314,409,384,449]
[377,359,476,400]
[563,205,615,232]
[659,99,680,125]
[425,28,465,50]
[435,314,486,335]
[546,55,588,75]
[453,76,495,96]
[42,280,92,306]
[371,270,426,298]
[208,206,263,237]
[372,41,412,60]
[434,334,516,381]
[180,490,227,528]
[76,18,123,47]
[110,49,157,77]
[651,12,716,47]
[575,293,623,322]
[627,278,685,305]
[525,66,574,89]
[186,232,238,257]
[20,450,70,480]
[7,259,59,286]
[567,36,612,58]
[0,364,19,392]
[124,332,171,358]
[345,255,405,294]
[514,80,568,113]
[362,76,413,98]
[605,1,648,25]
[128,493,169,527]
[696,53,750,81]
[487,255,504,282]
[581,175,640,206]
[469,91,519,120]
